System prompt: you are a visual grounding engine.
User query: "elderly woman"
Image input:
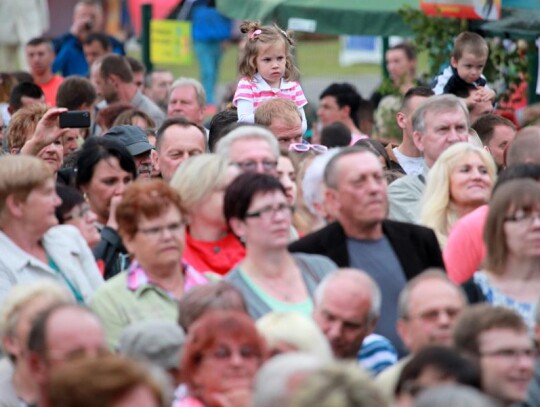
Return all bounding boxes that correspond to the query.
[175,310,266,407]
[90,179,208,349]
[0,155,103,306]
[224,173,337,319]
[170,154,244,275]
[466,179,540,330]
[76,136,138,279]
[420,142,496,248]
[0,281,73,405]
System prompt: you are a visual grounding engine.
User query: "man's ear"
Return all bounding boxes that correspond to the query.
[367,316,378,336]
[412,131,424,152]
[396,111,407,130]
[450,56,458,69]
[325,187,340,216]
[396,318,413,350]
[340,105,351,121]
[27,352,48,384]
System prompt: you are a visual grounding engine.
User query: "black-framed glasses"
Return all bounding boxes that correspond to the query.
[245,203,293,220]
[234,160,278,174]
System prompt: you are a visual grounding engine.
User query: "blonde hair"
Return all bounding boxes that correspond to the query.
[256,312,333,361]
[238,20,299,81]
[170,153,232,215]
[420,142,496,247]
[0,155,53,216]
[6,103,48,151]
[0,281,73,358]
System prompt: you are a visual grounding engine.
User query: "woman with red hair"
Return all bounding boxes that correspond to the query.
[175,310,266,407]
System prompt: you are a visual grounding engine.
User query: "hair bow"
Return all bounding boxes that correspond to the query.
[249,29,262,40]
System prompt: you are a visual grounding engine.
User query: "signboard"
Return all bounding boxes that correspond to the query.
[150,20,192,65]
[420,0,501,20]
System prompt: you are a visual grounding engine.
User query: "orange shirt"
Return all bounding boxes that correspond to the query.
[39,75,64,107]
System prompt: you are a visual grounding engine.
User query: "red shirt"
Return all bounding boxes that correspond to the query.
[39,75,63,106]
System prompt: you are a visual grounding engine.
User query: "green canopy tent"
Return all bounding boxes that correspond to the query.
[216,0,419,37]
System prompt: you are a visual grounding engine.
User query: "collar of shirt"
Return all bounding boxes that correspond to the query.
[253,73,296,90]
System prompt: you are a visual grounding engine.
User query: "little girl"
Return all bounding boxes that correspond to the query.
[233,21,308,133]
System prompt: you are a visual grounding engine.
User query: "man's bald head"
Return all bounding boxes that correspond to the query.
[506,126,540,166]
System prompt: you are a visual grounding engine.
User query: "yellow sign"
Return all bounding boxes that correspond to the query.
[150,20,192,65]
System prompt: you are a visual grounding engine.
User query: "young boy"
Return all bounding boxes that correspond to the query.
[432,32,494,102]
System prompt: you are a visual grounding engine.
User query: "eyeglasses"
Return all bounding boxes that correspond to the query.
[481,347,535,361]
[288,143,328,153]
[63,203,92,222]
[245,203,293,220]
[206,345,260,361]
[505,210,540,225]
[234,159,278,174]
[137,221,185,238]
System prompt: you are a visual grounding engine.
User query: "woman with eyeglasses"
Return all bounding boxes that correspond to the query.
[224,173,337,320]
[465,179,540,330]
[90,179,208,350]
[174,310,266,407]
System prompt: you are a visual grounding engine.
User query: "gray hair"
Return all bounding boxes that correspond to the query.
[323,146,376,189]
[415,384,494,407]
[253,352,326,407]
[412,94,469,135]
[397,269,466,319]
[314,269,382,323]
[303,148,343,214]
[215,125,279,161]
[169,77,206,109]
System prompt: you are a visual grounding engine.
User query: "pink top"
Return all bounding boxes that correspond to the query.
[443,204,488,284]
[173,397,205,407]
[126,260,208,295]
[233,73,307,109]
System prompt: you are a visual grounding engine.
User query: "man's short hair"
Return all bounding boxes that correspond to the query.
[319,83,362,126]
[397,269,465,319]
[83,32,111,49]
[412,94,469,135]
[8,82,44,112]
[155,116,207,151]
[208,109,238,152]
[170,77,206,109]
[388,42,416,61]
[314,269,381,323]
[453,304,528,357]
[215,125,279,160]
[400,86,435,112]
[56,76,97,110]
[323,146,372,189]
[126,56,146,75]
[453,31,489,60]
[505,126,540,166]
[99,54,133,83]
[472,113,516,146]
[254,98,301,128]
[26,37,54,51]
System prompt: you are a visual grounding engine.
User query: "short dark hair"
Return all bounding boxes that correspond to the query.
[156,117,207,151]
[56,76,97,110]
[388,42,416,61]
[395,345,480,396]
[472,113,516,146]
[26,36,53,50]
[320,122,351,148]
[9,82,44,112]
[83,32,111,49]
[75,137,137,188]
[208,109,239,152]
[126,56,146,75]
[400,86,434,112]
[100,54,133,83]
[320,83,362,126]
[224,172,286,223]
[493,163,540,194]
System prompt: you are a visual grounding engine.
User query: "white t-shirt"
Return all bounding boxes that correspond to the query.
[393,147,424,176]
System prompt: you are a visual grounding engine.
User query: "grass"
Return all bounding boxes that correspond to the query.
[153,38,382,84]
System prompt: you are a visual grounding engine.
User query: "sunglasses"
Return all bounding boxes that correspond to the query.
[288,143,328,153]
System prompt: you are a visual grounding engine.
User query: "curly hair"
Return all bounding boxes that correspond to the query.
[238,20,299,81]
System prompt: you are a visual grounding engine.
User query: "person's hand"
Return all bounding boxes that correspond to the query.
[20,107,68,156]
[106,194,123,230]
[70,17,94,39]
[472,87,496,103]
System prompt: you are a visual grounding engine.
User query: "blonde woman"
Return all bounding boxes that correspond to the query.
[170,154,244,275]
[420,142,496,248]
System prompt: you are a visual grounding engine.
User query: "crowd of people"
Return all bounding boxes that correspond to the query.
[1,0,540,406]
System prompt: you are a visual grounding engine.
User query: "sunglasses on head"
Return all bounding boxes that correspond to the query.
[288,143,328,153]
